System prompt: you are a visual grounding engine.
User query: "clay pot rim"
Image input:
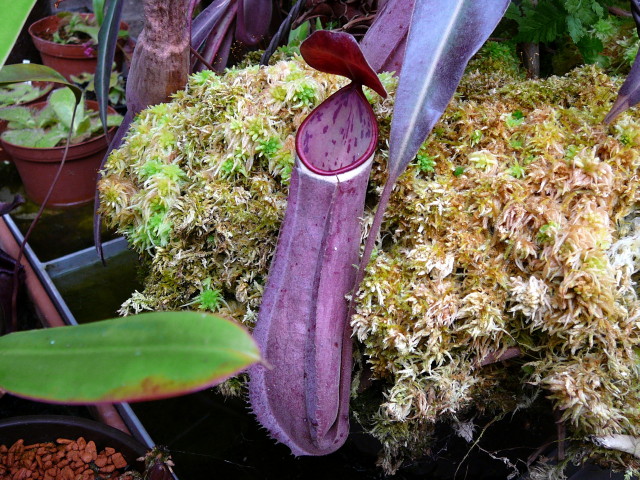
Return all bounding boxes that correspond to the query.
[28,13,129,52]
[0,99,117,153]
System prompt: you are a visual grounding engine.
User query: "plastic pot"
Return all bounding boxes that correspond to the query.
[0,415,147,474]
[0,100,116,208]
[28,13,129,81]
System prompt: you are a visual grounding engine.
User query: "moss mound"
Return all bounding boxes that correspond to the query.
[100,48,640,475]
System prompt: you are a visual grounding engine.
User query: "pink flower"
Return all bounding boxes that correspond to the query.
[82,41,96,57]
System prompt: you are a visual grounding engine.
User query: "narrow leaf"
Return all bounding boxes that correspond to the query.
[0,0,37,68]
[93,0,106,26]
[0,64,82,104]
[388,0,510,183]
[0,311,261,403]
[360,0,415,74]
[235,0,272,46]
[197,9,236,72]
[191,0,233,51]
[353,0,510,312]
[96,0,124,137]
[605,49,640,123]
[604,0,640,123]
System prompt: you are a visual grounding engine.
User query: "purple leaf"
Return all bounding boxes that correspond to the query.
[190,0,233,51]
[605,49,640,123]
[300,30,386,98]
[235,0,272,46]
[604,0,640,123]
[196,2,237,71]
[354,0,510,297]
[0,195,24,216]
[249,36,380,455]
[388,0,510,183]
[360,0,415,74]
[96,0,124,138]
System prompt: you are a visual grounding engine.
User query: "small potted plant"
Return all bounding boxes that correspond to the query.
[0,86,122,207]
[0,82,52,108]
[71,68,126,114]
[0,81,53,161]
[28,1,129,81]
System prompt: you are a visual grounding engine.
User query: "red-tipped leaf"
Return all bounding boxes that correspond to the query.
[0,312,260,404]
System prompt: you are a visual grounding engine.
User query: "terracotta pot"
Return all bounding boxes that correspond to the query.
[0,100,116,208]
[28,13,129,81]
[0,415,147,474]
[0,82,54,162]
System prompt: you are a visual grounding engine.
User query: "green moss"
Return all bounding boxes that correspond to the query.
[100,57,640,474]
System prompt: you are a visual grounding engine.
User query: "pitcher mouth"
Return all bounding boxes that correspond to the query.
[296,84,378,177]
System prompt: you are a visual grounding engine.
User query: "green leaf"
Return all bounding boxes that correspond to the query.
[0,82,48,106]
[509,0,566,44]
[0,0,37,67]
[74,115,92,139]
[0,64,82,104]
[49,87,84,131]
[1,128,42,147]
[0,311,261,403]
[591,0,604,18]
[288,21,310,46]
[0,106,35,128]
[36,104,57,128]
[34,127,68,148]
[106,113,123,127]
[93,0,105,26]
[577,35,604,64]
[566,15,585,43]
[73,23,101,43]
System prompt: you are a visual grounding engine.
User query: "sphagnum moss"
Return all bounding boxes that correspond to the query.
[100,48,640,475]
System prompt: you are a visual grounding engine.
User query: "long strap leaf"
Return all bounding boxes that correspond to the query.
[388,0,510,183]
[0,312,260,403]
[359,0,415,74]
[96,0,124,138]
[354,0,510,295]
[191,0,233,51]
[235,0,272,46]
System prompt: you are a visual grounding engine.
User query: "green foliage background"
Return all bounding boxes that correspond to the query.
[505,0,638,72]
